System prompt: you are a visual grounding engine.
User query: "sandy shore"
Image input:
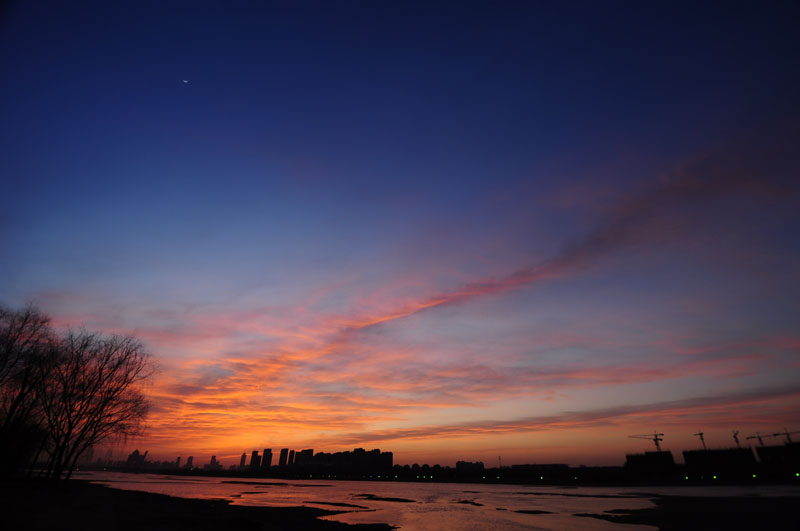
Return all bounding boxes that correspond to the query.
[0,479,393,530]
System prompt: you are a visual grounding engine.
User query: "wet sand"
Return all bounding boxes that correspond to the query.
[0,479,393,530]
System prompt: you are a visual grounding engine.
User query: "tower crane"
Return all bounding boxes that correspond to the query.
[772,428,800,444]
[746,432,769,446]
[732,430,740,448]
[629,432,665,451]
[693,431,707,450]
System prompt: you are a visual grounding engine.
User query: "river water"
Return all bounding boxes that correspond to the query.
[74,470,800,530]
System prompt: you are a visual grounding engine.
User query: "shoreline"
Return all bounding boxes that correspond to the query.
[0,479,394,530]
[76,466,800,488]
[3,476,798,530]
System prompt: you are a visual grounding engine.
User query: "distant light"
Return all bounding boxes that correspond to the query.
[482,476,486,480]
[496,476,500,479]
[752,474,757,478]
[539,476,544,480]
[394,475,398,479]
[573,476,578,480]
[796,472,799,477]
[712,475,717,479]
[685,476,689,480]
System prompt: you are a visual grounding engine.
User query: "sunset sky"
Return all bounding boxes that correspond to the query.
[2,1,799,467]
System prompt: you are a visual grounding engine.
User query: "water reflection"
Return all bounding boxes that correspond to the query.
[74,471,799,530]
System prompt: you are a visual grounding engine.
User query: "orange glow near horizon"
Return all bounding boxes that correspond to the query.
[69,278,800,467]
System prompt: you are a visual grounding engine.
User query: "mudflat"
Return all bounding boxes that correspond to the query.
[0,479,393,530]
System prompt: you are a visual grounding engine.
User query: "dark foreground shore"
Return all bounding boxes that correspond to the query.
[3,479,798,530]
[577,494,799,530]
[0,479,393,530]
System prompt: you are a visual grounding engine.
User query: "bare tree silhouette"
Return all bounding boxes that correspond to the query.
[38,331,153,481]
[0,306,154,481]
[0,306,52,476]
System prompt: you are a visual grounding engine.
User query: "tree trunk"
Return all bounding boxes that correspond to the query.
[26,434,48,478]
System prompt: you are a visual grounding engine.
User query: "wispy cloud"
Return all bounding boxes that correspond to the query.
[316,384,800,446]
[305,119,800,351]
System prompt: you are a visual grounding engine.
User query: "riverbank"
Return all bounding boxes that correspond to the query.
[4,476,798,530]
[576,493,799,529]
[0,479,393,530]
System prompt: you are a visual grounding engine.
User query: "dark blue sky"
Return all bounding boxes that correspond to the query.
[1,1,799,463]
[4,1,797,203]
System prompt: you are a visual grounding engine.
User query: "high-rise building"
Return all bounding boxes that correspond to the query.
[203,455,222,471]
[288,450,295,466]
[239,452,247,468]
[176,456,181,468]
[262,448,272,468]
[250,450,261,469]
[186,456,194,469]
[295,449,313,465]
[278,448,289,467]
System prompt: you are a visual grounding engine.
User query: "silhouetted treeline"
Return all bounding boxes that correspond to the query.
[0,306,153,481]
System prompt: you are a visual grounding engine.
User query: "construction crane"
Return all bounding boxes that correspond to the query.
[629,432,665,451]
[693,431,707,450]
[732,430,741,448]
[772,428,800,444]
[746,432,768,446]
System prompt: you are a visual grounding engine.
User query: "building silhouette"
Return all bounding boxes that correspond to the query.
[250,450,261,469]
[456,461,484,473]
[126,449,148,468]
[186,456,193,469]
[294,448,393,473]
[239,453,246,468]
[203,455,222,470]
[278,448,288,467]
[624,451,675,478]
[756,442,800,470]
[288,450,295,466]
[295,449,313,465]
[262,448,272,469]
[683,447,756,478]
